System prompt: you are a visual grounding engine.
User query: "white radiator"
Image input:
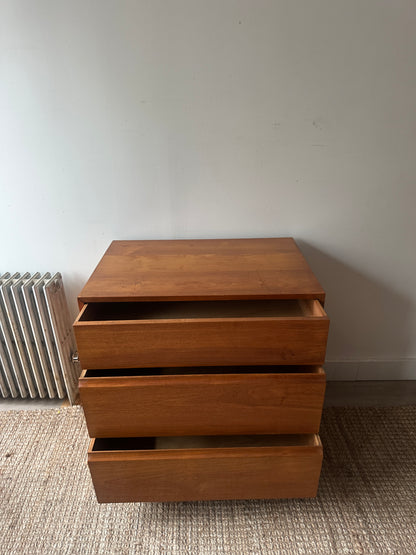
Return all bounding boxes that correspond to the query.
[0,272,80,404]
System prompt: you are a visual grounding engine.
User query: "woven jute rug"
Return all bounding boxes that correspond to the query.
[0,406,415,555]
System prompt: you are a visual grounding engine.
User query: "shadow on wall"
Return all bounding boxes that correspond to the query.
[62,272,86,323]
[297,241,413,379]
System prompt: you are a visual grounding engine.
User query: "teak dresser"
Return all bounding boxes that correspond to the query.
[73,238,329,503]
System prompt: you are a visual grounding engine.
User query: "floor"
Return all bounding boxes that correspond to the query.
[0,381,415,410]
[324,380,416,406]
[0,396,66,410]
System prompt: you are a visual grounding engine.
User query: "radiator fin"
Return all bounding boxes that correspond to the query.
[0,272,79,404]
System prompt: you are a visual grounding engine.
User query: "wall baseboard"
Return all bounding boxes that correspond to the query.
[325,359,416,381]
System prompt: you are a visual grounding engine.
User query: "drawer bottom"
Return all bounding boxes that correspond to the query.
[88,434,323,503]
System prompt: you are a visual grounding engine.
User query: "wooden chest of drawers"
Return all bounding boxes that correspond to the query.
[74,238,329,503]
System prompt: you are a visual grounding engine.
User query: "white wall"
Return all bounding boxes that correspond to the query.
[1,1,416,377]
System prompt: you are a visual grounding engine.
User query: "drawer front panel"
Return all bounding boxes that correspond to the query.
[88,435,323,503]
[74,301,329,369]
[80,367,326,437]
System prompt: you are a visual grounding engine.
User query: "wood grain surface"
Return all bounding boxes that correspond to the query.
[76,238,328,503]
[74,312,329,369]
[78,238,325,303]
[79,367,326,437]
[88,436,323,502]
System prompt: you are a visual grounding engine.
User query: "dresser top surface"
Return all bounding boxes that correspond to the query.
[78,238,325,303]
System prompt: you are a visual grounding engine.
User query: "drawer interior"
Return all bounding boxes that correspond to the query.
[79,299,325,322]
[91,434,320,452]
[83,366,324,378]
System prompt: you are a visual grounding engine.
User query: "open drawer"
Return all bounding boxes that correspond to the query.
[88,434,323,502]
[79,366,326,437]
[74,299,329,369]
